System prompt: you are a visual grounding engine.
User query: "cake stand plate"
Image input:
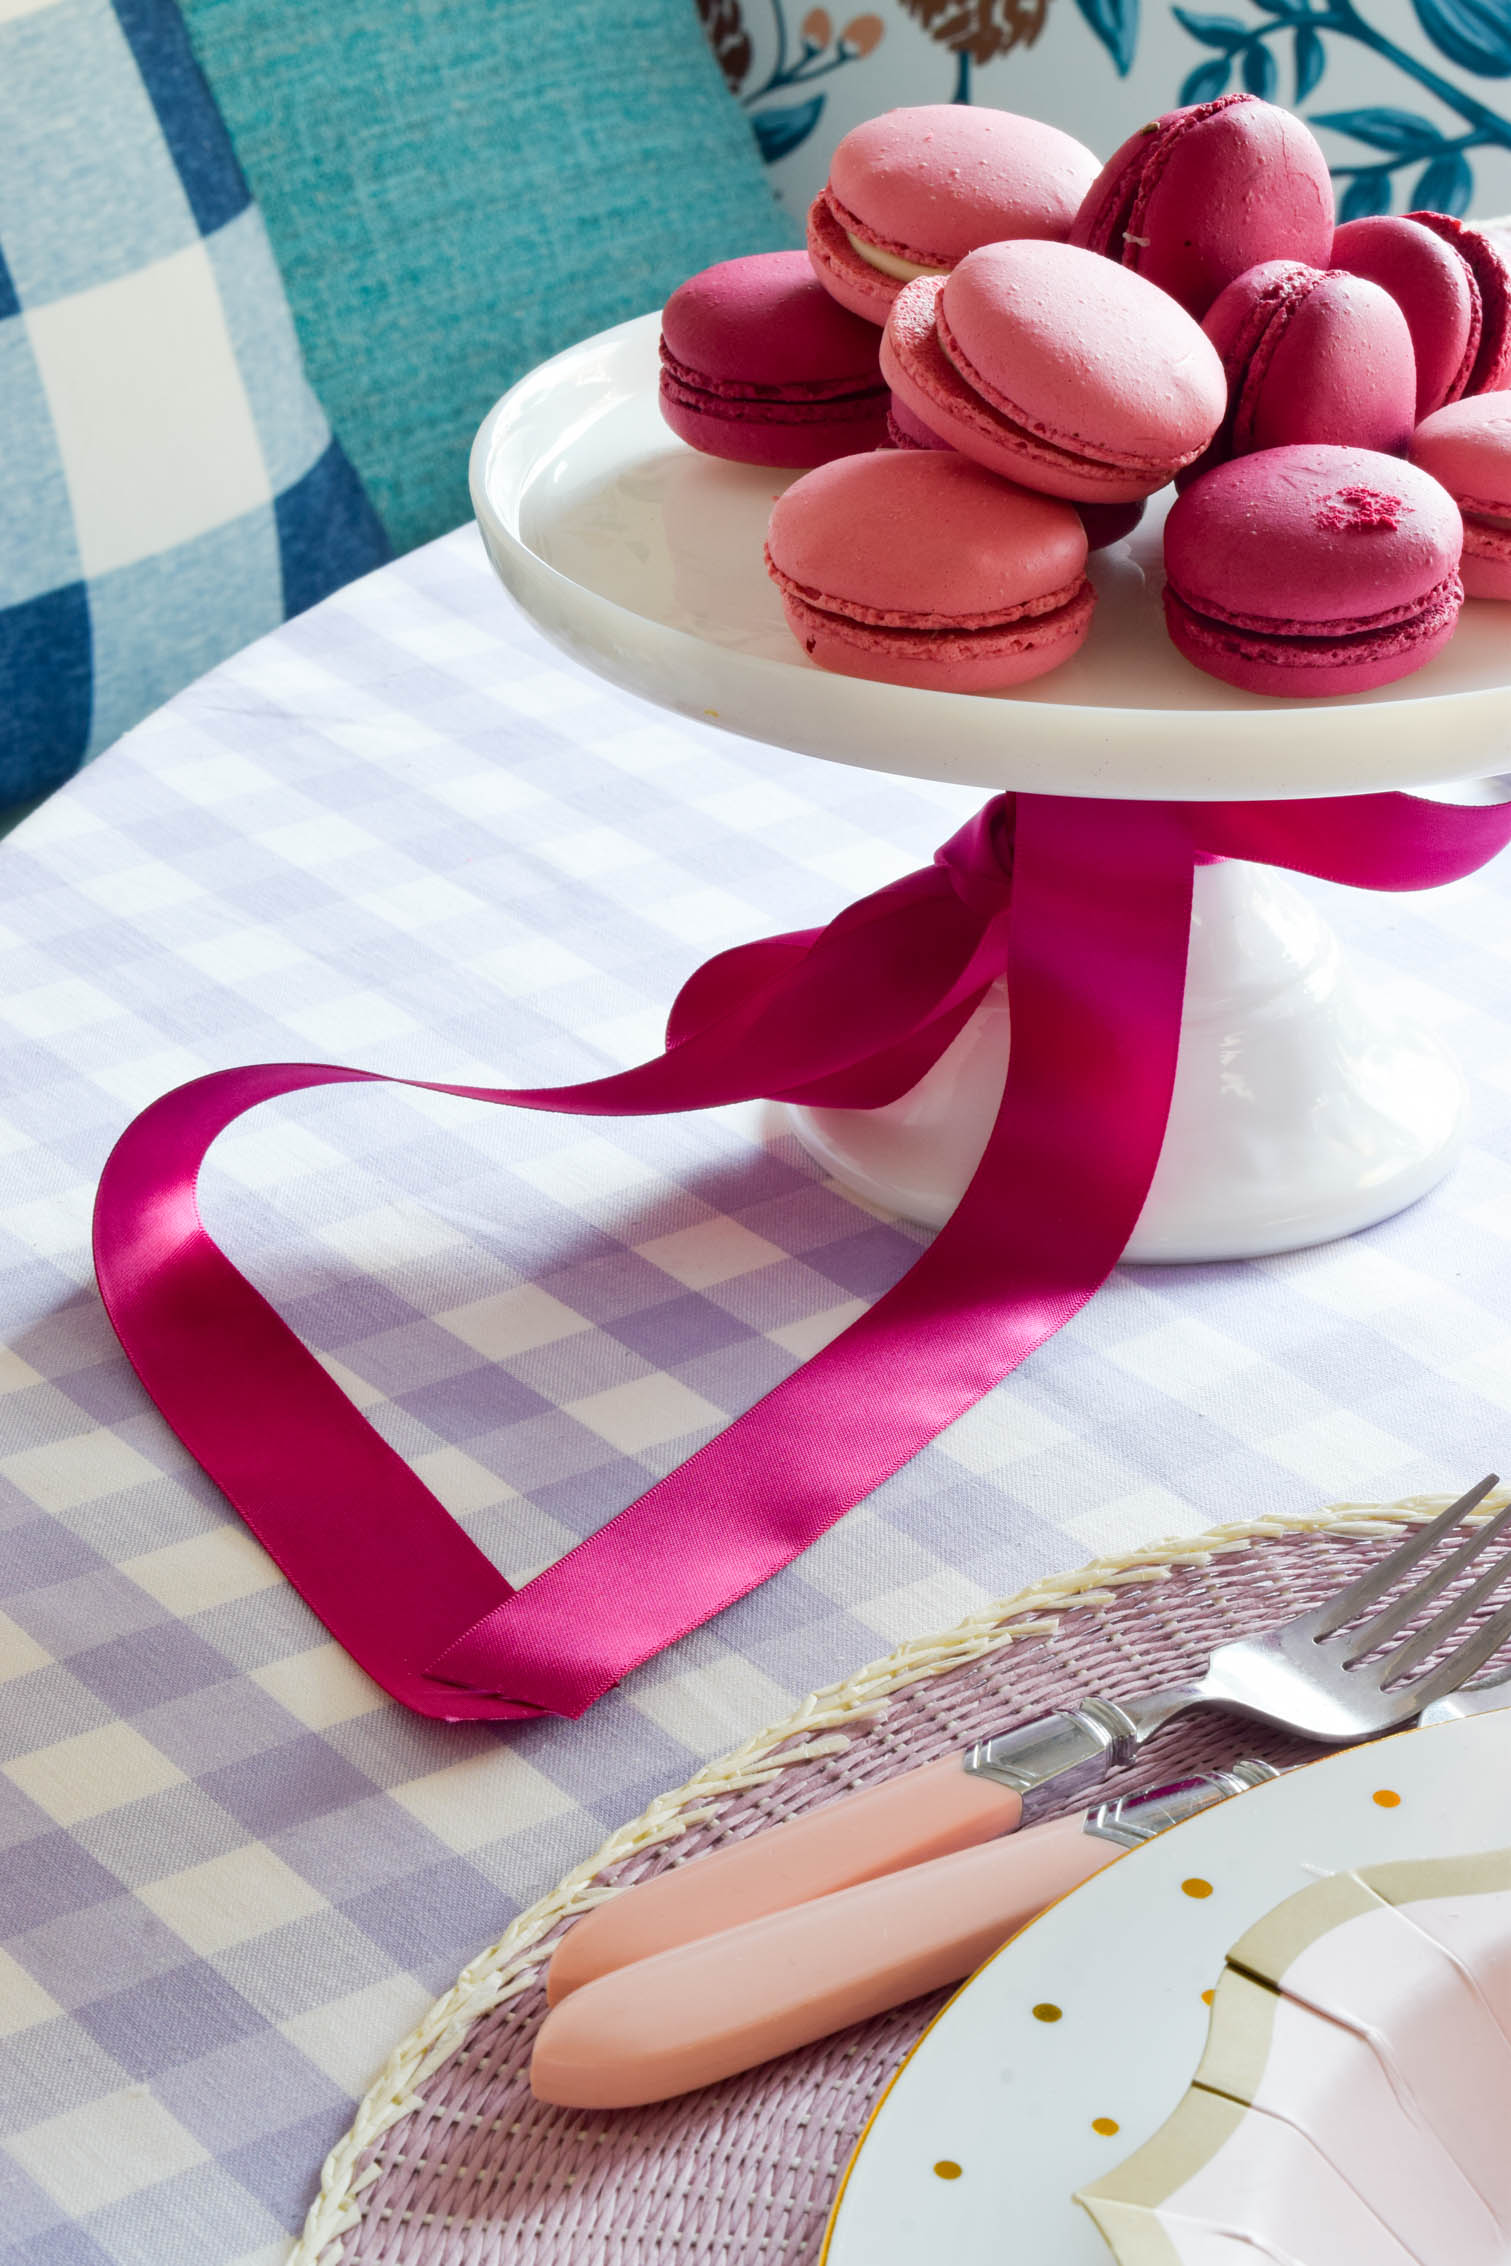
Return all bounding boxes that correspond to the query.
[469,314,1511,1260]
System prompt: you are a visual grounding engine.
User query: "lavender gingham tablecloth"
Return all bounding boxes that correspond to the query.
[4,526,1511,2264]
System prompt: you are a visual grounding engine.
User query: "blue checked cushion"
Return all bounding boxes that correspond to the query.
[179,0,799,554]
[0,0,390,810]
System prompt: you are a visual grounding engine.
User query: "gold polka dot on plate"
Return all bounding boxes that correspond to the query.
[1032,2002,1063,2022]
[1182,1878,1214,1899]
[934,2160,963,2180]
[1201,1988,1215,2005]
[1092,2117,1120,2136]
[1373,1789,1401,1808]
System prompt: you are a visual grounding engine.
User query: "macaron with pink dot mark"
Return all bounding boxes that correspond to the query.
[807,104,1100,325]
[1163,443,1464,696]
[765,448,1094,693]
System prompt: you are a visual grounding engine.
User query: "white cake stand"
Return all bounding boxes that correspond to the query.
[470,313,1511,1262]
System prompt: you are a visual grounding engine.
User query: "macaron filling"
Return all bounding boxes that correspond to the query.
[658,343,888,424]
[1164,570,1463,666]
[765,550,1092,635]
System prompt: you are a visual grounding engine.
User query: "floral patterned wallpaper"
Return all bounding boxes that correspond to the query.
[699,0,1511,224]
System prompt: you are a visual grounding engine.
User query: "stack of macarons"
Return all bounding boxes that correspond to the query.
[656,94,1511,699]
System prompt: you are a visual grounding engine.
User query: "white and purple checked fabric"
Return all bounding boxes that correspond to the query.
[6,528,1511,2263]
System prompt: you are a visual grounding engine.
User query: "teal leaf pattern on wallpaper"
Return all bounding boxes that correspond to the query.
[1412,0,1511,77]
[1073,0,1141,74]
[700,0,884,161]
[1168,0,1511,214]
[700,0,1511,211]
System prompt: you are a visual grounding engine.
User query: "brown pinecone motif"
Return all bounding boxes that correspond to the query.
[900,0,1050,61]
[697,0,754,90]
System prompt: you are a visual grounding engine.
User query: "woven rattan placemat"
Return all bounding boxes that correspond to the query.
[294,1495,1497,2263]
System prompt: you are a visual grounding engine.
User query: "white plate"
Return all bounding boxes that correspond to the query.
[469,311,1511,802]
[820,1711,1511,2266]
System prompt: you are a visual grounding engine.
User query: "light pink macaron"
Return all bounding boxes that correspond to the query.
[808,104,1100,325]
[881,238,1227,503]
[1164,443,1463,696]
[764,449,1093,693]
[1410,393,1511,599]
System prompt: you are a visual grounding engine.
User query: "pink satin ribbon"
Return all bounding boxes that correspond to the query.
[92,789,1511,1721]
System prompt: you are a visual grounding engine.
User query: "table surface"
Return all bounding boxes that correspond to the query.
[4,526,1511,2266]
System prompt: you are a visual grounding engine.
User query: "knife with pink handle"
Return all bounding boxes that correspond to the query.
[547,1702,1149,2003]
[531,1761,1277,2108]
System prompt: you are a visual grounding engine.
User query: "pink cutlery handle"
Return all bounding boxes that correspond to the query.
[546,1753,1022,2005]
[531,1809,1116,2108]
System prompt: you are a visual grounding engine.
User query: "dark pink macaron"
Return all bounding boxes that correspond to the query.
[765,448,1094,693]
[659,251,889,468]
[807,104,1100,326]
[881,239,1227,503]
[1411,393,1511,600]
[1164,443,1464,696]
[1191,260,1417,477]
[1070,93,1334,318]
[1332,215,1484,418]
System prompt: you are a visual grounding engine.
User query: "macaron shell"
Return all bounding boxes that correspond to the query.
[1164,443,1462,629]
[1163,577,1460,695]
[1071,94,1335,317]
[779,580,1094,692]
[1330,215,1479,417]
[662,251,886,391]
[1407,211,1511,393]
[1410,394,1511,600]
[881,278,1166,501]
[829,105,1100,268]
[764,447,1089,623]
[1409,391,1511,508]
[1204,263,1417,461]
[659,379,892,467]
[934,240,1227,482]
[1462,524,1511,601]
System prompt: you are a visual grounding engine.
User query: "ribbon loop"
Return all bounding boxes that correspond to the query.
[92,789,1511,1721]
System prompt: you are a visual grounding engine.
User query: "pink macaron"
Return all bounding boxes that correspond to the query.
[1191,260,1417,476]
[1410,393,1511,599]
[1070,93,1335,318]
[1333,211,1511,415]
[881,238,1227,503]
[885,397,1145,548]
[1164,443,1464,696]
[659,251,890,468]
[764,448,1093,693]
[807,104,1100,326]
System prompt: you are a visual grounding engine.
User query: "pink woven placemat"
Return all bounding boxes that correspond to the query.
[296,1498,1499,2264]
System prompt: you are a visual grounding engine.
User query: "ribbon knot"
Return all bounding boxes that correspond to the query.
[92,787,1511,1722]
[933,793,1017,922]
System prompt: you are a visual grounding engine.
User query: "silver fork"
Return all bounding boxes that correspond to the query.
[970,1475,1511,1819]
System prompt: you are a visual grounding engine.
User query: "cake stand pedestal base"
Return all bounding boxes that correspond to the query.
[786,859,1465,1264]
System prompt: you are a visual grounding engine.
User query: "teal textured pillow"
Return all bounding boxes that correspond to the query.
[180,0,798,553]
